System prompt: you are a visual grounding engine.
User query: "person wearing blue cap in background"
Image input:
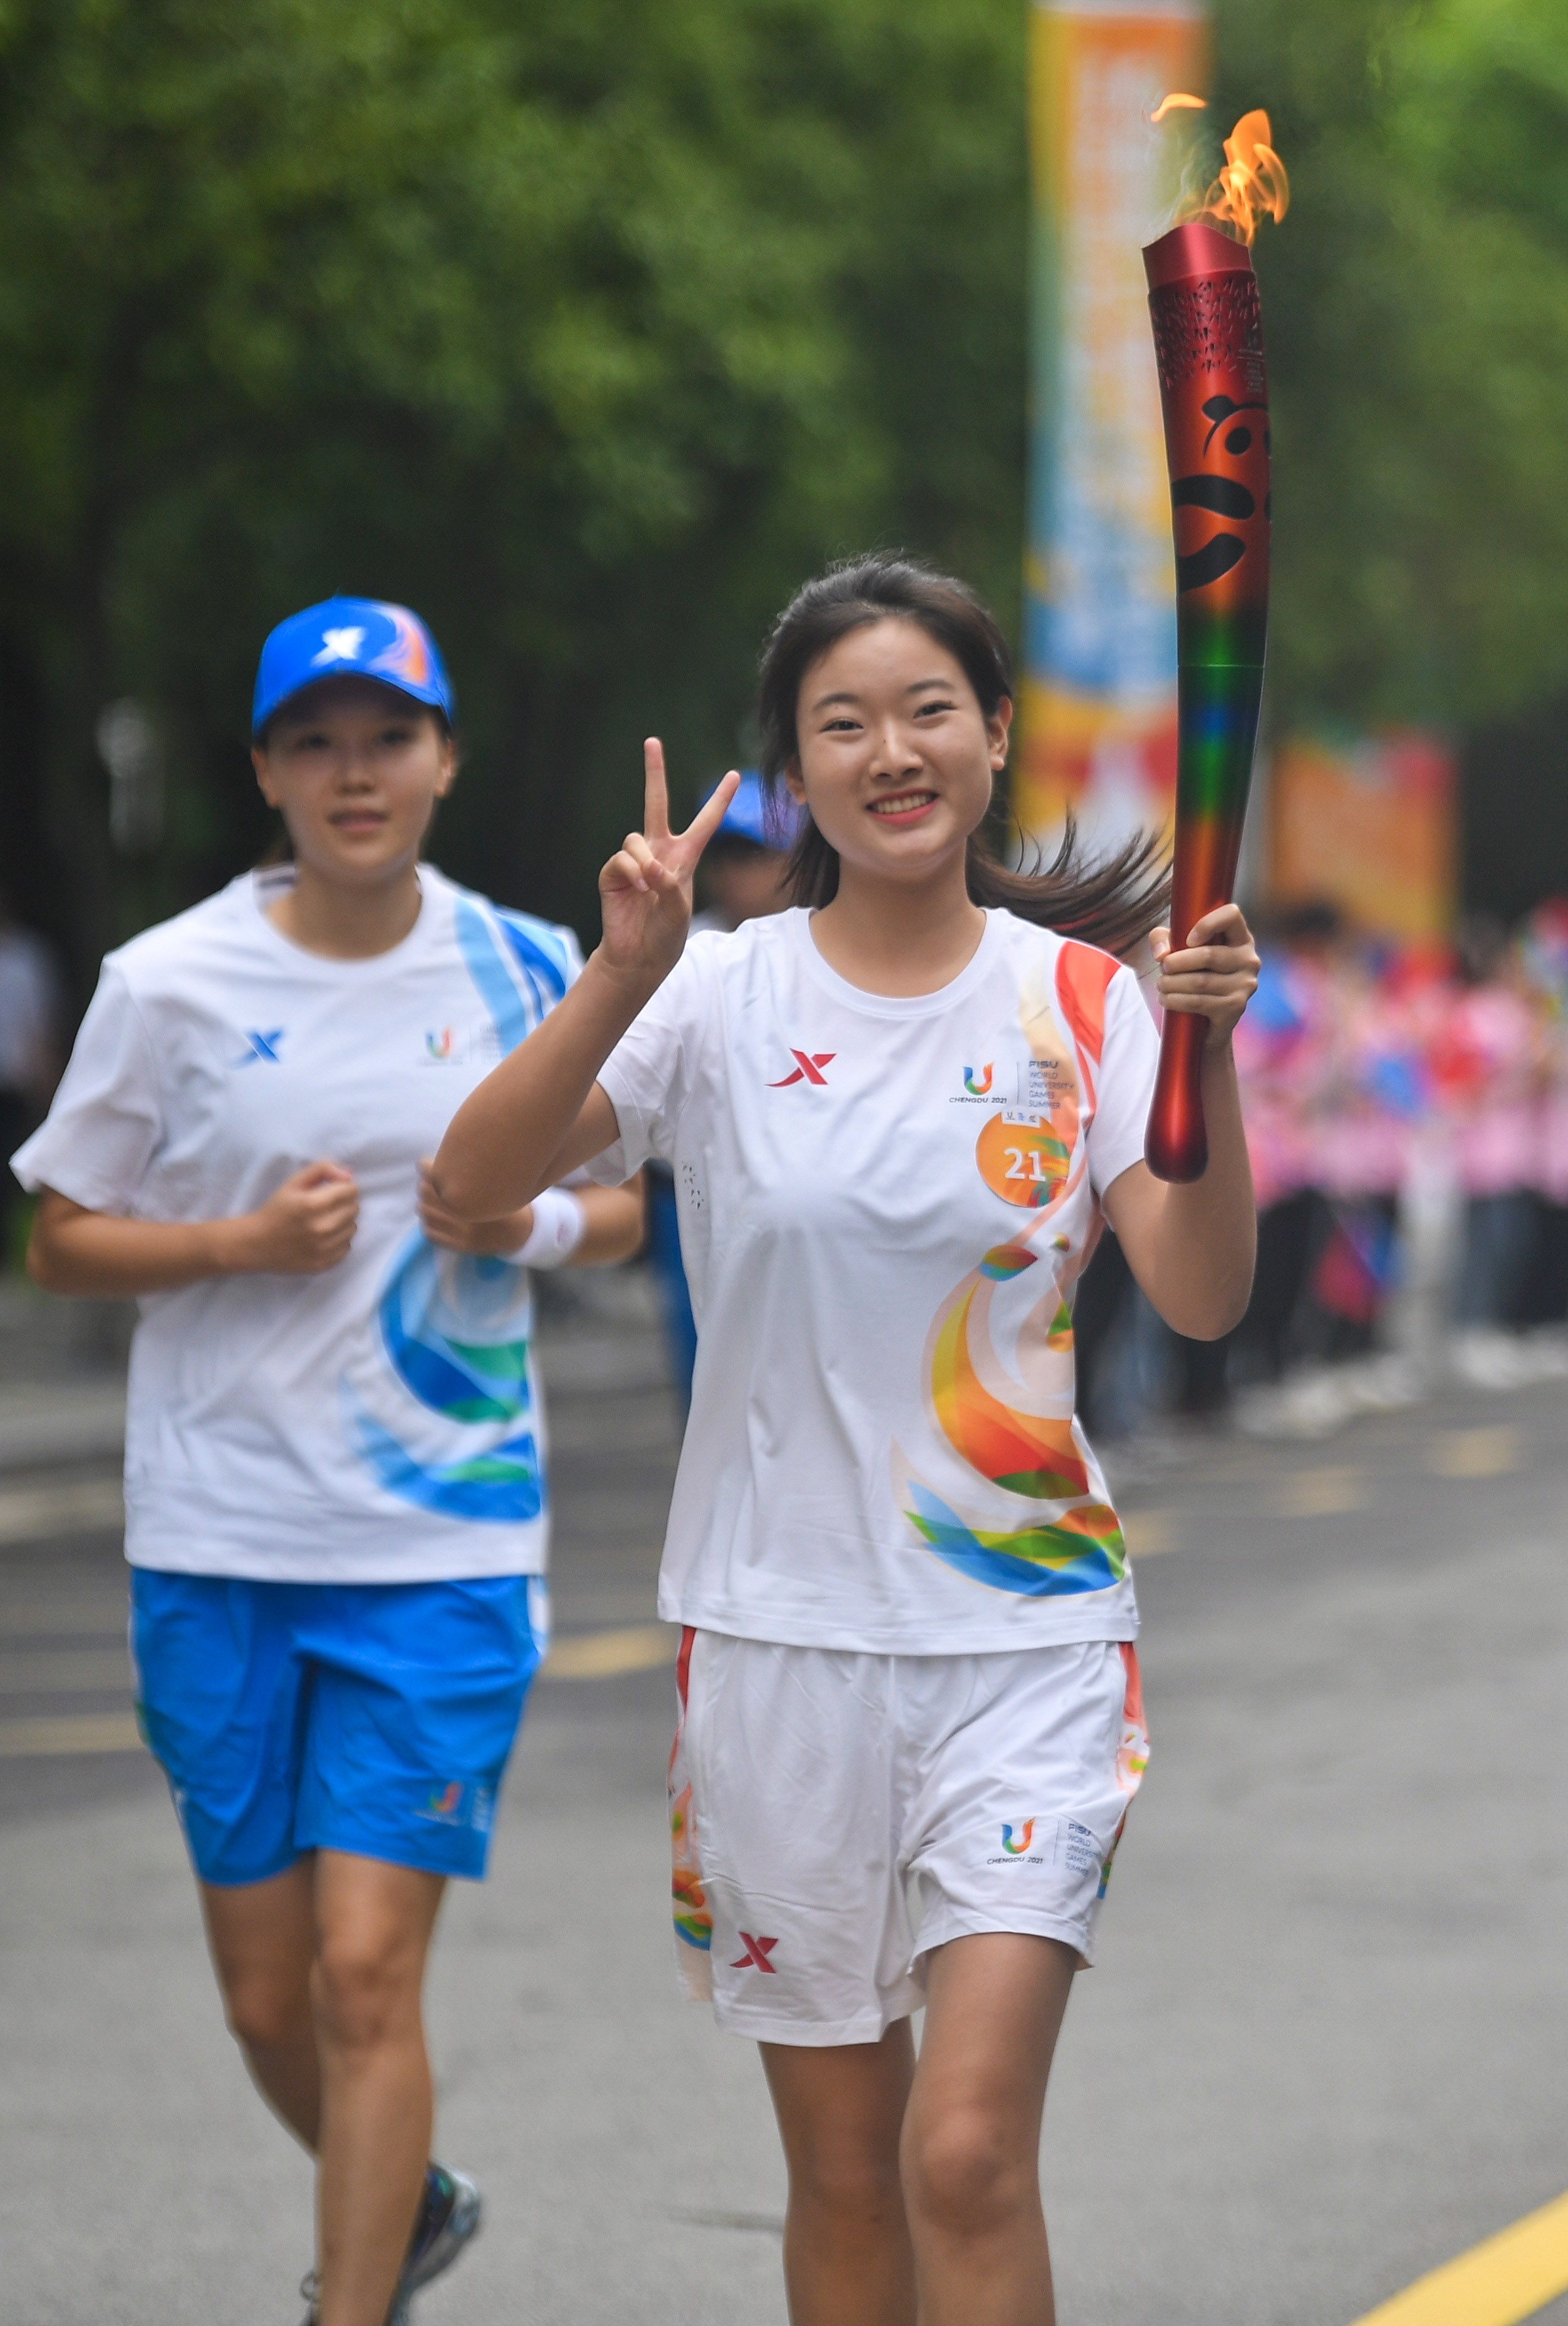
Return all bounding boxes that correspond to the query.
[646,771,804,1409]
[13,598,645,2326]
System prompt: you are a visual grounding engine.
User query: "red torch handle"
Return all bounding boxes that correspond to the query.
[1145,1008,1208,1181]
[1141,218,1271,1182]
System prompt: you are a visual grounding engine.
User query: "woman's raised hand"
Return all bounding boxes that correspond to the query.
[597,744,740,989]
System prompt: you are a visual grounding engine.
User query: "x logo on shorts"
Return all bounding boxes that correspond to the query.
[730,1931,779,1972]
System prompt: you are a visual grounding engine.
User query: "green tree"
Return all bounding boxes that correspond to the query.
[1213,0,1568,731]
[0,0,1027,988]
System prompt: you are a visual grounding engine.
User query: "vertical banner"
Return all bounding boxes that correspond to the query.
[1017,1,1207,852]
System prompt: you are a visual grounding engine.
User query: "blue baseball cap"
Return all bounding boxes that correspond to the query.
[705,769,804,850]
[252,597,454,738]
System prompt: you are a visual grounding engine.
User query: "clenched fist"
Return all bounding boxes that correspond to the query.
[236,1161,360,1275]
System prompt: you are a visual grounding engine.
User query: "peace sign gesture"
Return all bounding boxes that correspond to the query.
[598,742,740,991]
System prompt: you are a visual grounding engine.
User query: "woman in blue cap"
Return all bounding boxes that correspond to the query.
[14,599,644,2326]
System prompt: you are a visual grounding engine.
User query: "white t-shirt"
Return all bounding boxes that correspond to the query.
[13,865,583,1584]
[585,907,1160,1653]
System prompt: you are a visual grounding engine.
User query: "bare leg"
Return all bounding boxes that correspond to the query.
[310,1852,446,2326]
[760,2024,918,2326]
[900,1932,1077,2326]
[202,1859,321,2149]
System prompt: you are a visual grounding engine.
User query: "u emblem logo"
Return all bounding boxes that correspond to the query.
[1001,1820,1036,1855]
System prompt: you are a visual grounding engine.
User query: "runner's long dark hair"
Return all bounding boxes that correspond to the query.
[756,553,1169,957]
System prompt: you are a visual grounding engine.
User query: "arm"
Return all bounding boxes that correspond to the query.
[27,1163,361,1298]
[431,744,739,1219]
[417,1171,648,1268]
[1099,902,1260,1341]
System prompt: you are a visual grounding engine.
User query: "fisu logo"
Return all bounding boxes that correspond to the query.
[964,1064,994,1097]
[1000,1820,1036,1856]
[420,1780,465,1825]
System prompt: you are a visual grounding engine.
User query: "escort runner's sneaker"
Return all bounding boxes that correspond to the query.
[402,2163,483,2293]
[296,2163,481,2322]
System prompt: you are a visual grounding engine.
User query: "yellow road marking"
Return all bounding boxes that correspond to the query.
[1431,1427,1520,1480]
[0,1629,678,1748]
[0,1602,128,1638]
[0,1649,132,1693]
[0,1478,124,1545]
[0,1712,144,1757]
[1277,1466,1365,1517]
[543,1624,677,1680]
[1349,2190,1568,2326]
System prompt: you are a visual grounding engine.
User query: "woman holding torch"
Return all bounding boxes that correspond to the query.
[432,553,1259,2325]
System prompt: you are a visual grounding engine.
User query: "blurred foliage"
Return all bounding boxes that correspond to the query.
[0,0,1027,979]
[1215,0,1568,729]
[3,0,1568,989]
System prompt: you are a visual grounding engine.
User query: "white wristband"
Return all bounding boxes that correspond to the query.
[511,1186,587,1270]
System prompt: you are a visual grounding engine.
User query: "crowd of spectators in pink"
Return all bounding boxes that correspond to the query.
[1233,897,1568,1353]
[1077,896,1568,1439]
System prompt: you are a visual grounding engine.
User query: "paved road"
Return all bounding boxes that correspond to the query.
[0,1281,1564,2326]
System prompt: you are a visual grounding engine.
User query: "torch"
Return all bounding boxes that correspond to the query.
[1143,110,1287,1181]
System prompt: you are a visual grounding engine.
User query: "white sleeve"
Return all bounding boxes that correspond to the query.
[9,965,163,1211]
[580,948,707,1187]
[1085,962,1161,1197]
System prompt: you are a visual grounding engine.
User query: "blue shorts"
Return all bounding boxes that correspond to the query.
[130,1570,547,1887]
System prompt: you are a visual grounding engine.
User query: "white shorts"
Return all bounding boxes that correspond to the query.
[668,1629,1148,2046]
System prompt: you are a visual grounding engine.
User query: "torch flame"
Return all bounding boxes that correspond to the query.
[1150,92,1206,125]
[1177,108,1290,245]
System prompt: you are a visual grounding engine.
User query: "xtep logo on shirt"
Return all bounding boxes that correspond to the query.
[730,1931,779,1971]
[770,1050,835,1087]
[964,1064,994,1096]
[233,1028,285,1066]
[313,625,366,664]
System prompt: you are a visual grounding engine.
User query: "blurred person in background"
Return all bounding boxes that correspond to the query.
[1442,914,1549,1344]
[0,880,63,1266]
[1225,902,1342,1382]
[13,599,643,2326]
[1077,902,1339,1440]
[431,553,1260,2326]
[1519,899,1568,1323]
[647,769,802,1410]
[690,767,803,936]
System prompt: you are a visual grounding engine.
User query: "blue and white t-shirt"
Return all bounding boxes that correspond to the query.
[13,864,581,1583]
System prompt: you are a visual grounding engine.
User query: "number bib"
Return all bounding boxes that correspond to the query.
[975,1110,1072,1209]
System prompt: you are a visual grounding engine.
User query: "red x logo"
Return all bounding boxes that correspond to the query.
[769,1051,835,1088]
[730,1931,779,1972]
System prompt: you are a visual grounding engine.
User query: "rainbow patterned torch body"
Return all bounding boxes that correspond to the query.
[1143,219,1272,1181]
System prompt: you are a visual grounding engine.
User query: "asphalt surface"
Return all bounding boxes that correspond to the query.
[0,1278,1564,2326]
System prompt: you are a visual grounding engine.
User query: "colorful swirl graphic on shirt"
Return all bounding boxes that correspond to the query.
[345,1232,542,1522]
[341,892,577,1523]
[896,942,1131,1597]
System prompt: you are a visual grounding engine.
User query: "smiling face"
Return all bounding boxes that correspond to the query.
[252,676,455,889]
[786,618,1011,889]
